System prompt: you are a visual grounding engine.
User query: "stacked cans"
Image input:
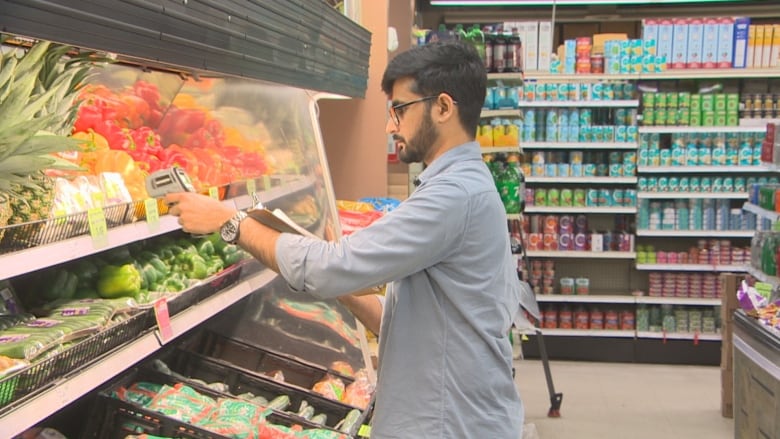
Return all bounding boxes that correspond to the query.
[646,272,722,298]
[640,199,753,231]
[528,260,556,295]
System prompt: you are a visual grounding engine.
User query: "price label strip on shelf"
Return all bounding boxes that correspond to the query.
[153,297,173,344]
[144,198,160,232]
[208,186,219,200]
[87,207,108,249]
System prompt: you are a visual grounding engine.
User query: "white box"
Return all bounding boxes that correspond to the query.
[671,18,689,69]
[753,25,765,68]
[538,21,553,72]
[771,25,780,67]
[745,23,757,68]
[657,19,675,66]
[590,234,604,252]
[724,17,743,68]
[643,19,659,44]
[702,18,720,68]
[761,25,774,68]
[524,21,539,71]
[687,18,704,68]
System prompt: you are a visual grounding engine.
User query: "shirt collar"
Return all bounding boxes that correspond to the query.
[414,141,481,188]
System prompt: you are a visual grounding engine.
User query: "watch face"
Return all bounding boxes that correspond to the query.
[221,220,238,243]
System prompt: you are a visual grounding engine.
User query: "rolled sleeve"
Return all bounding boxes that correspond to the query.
[276,233,312,292]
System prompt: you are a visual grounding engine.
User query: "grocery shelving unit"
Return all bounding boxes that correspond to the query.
[636,230,755,238]
[635,263,747,272]
[638,191,748,199]
[638,165,771,173]
[516,100,639,108]
[524,206,637,214]
[637,126,767,134]
[525,176,638,184]
[526,250,636,259]
[521,141,638,150]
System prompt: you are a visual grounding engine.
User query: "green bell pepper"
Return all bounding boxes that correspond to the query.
[221,245,248,266]
[175,253,209,280]
[196,238,215,258]
[206,256,224,276]
[162,278,187,292]
[97,264,142,299]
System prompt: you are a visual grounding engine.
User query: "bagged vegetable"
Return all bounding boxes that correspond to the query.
[311,375,345,401]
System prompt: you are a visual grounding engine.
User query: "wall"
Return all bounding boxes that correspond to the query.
[319,1,390,202]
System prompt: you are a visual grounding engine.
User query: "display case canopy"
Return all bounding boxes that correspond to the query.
[0,0,371,98]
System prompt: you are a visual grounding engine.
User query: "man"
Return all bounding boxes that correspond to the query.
[167,41,525,438]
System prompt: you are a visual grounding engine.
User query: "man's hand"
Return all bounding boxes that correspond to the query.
[165,192,235,235]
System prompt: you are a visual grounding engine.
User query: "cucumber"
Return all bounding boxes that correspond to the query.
[339,409,362,434]
[268,394,291,411]
[310,413,328,426]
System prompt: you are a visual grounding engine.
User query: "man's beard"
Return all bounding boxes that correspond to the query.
[397,112,439,164]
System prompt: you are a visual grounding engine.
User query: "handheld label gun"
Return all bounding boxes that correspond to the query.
[145,167,196,198]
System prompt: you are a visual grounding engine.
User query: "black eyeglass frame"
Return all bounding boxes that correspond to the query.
[388,94,458,126]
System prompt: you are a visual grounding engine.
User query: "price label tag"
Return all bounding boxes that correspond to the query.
[144,198,160,231]
[90,192,105,208]
[246,178,256,197]
[209,186,219,199]
[262,175,271,190]
[358,425,372,437]
[87,207,108,248]
[153,298,173,344]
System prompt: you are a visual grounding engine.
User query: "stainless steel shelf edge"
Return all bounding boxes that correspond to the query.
[636,331,722,341]
[536,329,636,338]
[1,176,314,280]
[0,267,278,437]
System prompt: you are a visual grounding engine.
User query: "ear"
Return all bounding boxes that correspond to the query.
[434,93,456,124]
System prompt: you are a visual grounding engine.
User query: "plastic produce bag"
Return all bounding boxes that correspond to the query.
[336,201,384,236]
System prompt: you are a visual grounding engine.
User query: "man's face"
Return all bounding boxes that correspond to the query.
[386,78,440,164]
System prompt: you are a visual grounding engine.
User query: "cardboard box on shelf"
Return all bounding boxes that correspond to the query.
[524,21,539,71]
[642,19,659,44]
[657,19,675,66]
[747,24,758,68]
[754,25,766,68]
[702,18,720,68]
[538,21,553,71]
[772,24,780,67]
[728,17,747,68]
[761,25,774,68]
[687,18,704,68]
[671,18,689,69]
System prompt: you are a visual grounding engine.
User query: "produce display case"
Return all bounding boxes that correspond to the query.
[0,1,373,436]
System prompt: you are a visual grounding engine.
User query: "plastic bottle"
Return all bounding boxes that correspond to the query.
[484,26,495,73]
[467,24,487,69]
[507,28,522,73]
[492,27,507,74]
[454,24,468,41]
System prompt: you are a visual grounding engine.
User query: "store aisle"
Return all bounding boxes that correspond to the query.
[514,360,733,439]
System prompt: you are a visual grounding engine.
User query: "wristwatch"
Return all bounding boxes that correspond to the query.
[220,210,248,244]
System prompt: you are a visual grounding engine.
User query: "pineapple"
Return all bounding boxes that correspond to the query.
[0,35,98,241]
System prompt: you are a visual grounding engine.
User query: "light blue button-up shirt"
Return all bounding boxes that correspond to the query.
[277,141,524,438]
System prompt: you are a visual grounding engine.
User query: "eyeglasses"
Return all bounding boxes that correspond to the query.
[388,95,439,126]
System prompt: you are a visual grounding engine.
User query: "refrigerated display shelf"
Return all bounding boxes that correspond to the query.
[516,100,639,108]
[742,202,780,222]
[635,297,722,306]
[480,146,521,154]
[481,109,522,118]
[525,176,638,184]
[636,230,755,238]
[536,294,635,304]
[0,176,314,280]
[0,267,278,437]
[745,265,780,287]
[537,329,636,338]
[637,165,770,173]
[524,206,636,214]
[635,263,748,272]
[638,126,766,134]
[636,331,721,341]
[638,191,748,199]
[521,141,638,150]
[513,68,780,82]
[526,250,636,259]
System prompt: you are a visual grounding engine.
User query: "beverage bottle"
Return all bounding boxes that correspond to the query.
[492,27,507,74]
[510,219,523,254]
[468,24,487,69]
[507,28,523,72]
[484,26,495,73]
[502,160,521,214]
[454,23,468,41]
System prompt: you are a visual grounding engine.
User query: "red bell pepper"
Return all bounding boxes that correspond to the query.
[158,108,207,147]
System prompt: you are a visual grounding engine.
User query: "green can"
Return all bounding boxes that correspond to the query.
[642,92,656,109]
[678,92,691,108]
[666,110,678,126]
[642,109,655,126]
[666,92,679,109]
[690,94,702,111]
[656,92,668,108]
[714,94,727,112]
[655,109,667,126]
[701,94,714,112]
[547,188,560,206]
[726,93,739,112]
[535,188,548,206]
[702,111,715,126]
[560,189,573,207]
[678,108,690,126]
[689,111,702,126]
[715,111,727,127]
[573,189,586,206]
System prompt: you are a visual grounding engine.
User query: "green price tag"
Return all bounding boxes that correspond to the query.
[209,186,219,199]
[358,425,371,437]
[246,178,256,196]
[87,207,108,248]
[262,175,271,190]
[91,192,105,208]
[145,198,160,231]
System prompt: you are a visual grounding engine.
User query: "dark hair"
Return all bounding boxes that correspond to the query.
[381,41,486,136]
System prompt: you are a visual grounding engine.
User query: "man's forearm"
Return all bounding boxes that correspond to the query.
[338,293,383,335]
[236,217,282,272]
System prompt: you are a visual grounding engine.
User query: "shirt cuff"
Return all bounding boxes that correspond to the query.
[275,233,309,292]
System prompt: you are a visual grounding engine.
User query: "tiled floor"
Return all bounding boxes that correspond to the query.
[514,359,734,439]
